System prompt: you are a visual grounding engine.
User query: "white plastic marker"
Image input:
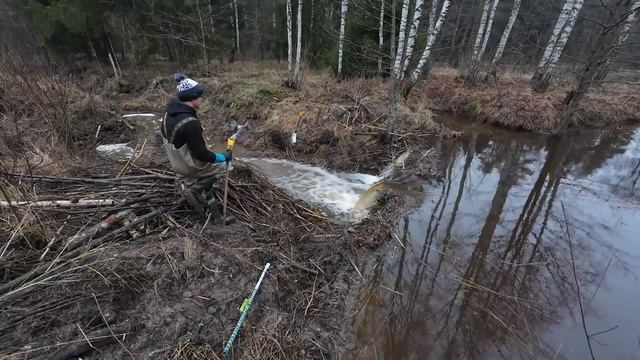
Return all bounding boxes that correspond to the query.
[223,262,271,357]
[290,111,305,144]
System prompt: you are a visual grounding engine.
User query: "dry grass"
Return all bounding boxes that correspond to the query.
[420,66,640,133]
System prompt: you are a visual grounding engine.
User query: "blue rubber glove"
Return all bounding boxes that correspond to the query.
[214,152,226,163]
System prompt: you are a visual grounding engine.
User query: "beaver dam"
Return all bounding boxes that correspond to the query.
[2,112,640,359]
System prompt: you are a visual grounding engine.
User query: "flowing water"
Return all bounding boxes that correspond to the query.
[352,119,640,359]
[243,158,383,220]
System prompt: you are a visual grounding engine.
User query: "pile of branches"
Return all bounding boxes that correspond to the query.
[0,162,331,358]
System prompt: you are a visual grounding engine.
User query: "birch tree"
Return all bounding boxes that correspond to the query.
[406,0,451,91]
[400,0,426,78]
[233,0,240,55]
[594,0,640,81]
[466,0,500,83]
[287,0,293,77]
[293,0,303,85]
[390,0,397,75]
[533,0,576,81]
[489,0,522,75]
[337,0,349,81]
[533,0,584,91]
[378,0,385,74]
[393,0,411,79]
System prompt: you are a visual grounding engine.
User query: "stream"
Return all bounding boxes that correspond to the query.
[352,119,640,359]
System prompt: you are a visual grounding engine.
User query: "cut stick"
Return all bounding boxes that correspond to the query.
[0,199,123,208]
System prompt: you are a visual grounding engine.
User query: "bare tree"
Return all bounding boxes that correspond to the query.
[233,0,240,55]
[287,0,293,77]
[560,0,640,130]
[533,0,585,91]
[406,0,452,91]
[293,0,302,84]
[196,0,207,63]
[489,0,522,76]
[400,0,426,78]
[390,0,397,75]
[338,0,349,81]
[378,0,385,74]
[393,0,411,79]
[466,0,500,83]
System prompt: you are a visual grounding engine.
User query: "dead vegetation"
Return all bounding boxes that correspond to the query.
[0,158,400,359]
[419,66,640,133]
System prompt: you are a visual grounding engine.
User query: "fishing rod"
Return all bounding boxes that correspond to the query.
[222,262,271,357]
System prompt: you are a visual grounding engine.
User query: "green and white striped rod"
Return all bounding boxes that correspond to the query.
[222,262,271,358]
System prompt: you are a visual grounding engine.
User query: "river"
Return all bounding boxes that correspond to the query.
[352,119,640,359]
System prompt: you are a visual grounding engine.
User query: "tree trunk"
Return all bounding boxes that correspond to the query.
[490,0,522,74]
[233,0,240,56]
[470,0,492,63]
[594,0,640,81]
[337,0,349,81]
[390,0,397,75]
[533,0,584,92]
[466,0,499,84]
[196,0,207,64]
[400,0,426,78]
[393,0,411,79]
[532,0,576,81]
[406,0,451,91]
[287,0,293,77]
[293,0,303,84]
[378,0,385,75]
[448,0,464,66]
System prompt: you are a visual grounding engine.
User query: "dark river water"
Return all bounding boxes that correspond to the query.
[353,119,640,359]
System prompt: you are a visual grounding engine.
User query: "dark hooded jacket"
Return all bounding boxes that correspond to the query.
[161,100,224,163]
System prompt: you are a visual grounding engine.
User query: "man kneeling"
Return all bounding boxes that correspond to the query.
[161,73,231,216]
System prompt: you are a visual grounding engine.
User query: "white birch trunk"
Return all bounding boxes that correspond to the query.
[287,0,293,76]
[471,0,493,62]
[393,0,411,79]
[429,0,438,35]
[337,0,349,80]
[400,0,426,78]
[410,0,451,83]
[478,0,500,61]
[233,0,240,54]
[535,0,575,75]
[378,0,385,74]
[293,0,303,82]
[491,0,521,66]
[544,0,584,75]
[614,0,640,48]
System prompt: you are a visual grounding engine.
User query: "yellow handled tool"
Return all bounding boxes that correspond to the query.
[222,125,246,225]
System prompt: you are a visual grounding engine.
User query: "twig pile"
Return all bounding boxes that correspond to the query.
[0,163,332,357]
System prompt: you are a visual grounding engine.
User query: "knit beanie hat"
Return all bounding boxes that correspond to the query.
[174,73,204,102]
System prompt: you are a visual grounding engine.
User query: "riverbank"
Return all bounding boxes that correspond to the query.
[416,67,640,133]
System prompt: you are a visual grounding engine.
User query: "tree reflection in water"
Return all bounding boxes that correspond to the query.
[354,124,640,359]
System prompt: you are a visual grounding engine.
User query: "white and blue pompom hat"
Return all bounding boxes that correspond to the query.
[174,73,204,101]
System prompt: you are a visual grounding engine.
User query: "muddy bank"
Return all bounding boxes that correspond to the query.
[416,68,640,133]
